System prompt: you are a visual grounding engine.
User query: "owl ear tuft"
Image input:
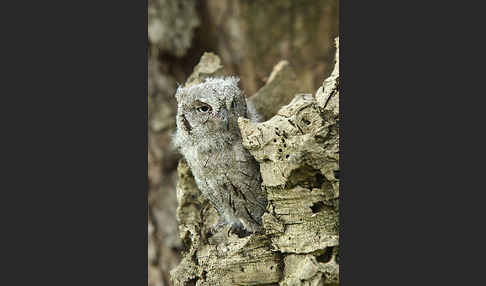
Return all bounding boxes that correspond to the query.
[175,85,184,102]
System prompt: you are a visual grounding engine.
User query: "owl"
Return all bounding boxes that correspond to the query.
[173,76,266,235]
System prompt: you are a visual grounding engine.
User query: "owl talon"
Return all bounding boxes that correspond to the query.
[229,222,252,238]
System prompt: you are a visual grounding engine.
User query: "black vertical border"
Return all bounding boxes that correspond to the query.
[339,0,481,284]
[1,0,149,284]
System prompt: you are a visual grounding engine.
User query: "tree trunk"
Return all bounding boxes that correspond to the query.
[171,38,339,286]
[147,1,339,285]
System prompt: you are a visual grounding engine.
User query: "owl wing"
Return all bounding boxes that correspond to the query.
[222,145,267,227]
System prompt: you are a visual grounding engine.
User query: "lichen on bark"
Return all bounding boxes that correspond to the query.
[171,38,339,286]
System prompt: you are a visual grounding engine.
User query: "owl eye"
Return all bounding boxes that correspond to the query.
[197,105,211,113]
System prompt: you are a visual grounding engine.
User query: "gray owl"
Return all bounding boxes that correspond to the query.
[173,77,266,235]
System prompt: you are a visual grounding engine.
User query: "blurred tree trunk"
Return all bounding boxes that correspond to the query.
[200,0,339,95]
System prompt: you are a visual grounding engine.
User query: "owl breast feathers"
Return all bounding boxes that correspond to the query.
[173,77,266,235]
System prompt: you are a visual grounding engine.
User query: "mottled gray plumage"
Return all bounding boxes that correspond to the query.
[173,77,266,235]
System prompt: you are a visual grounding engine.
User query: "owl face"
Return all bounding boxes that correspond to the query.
[175,77,248,138]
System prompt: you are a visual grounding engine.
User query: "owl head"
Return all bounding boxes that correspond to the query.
[173,77,248,148]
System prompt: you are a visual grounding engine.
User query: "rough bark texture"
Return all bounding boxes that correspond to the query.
[148,1,338,285]
[170,38,339,285]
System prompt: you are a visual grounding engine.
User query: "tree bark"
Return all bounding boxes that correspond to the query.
[171,38,339,286]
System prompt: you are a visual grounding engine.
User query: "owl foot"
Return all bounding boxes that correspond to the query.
[208,220,253,238]
[228,222,253,238]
